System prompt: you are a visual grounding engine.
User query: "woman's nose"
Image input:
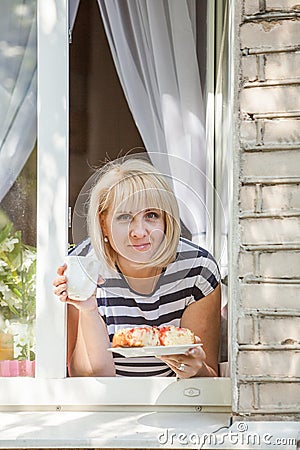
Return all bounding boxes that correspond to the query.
[129,217,147,238]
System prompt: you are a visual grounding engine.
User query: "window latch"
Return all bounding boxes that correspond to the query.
[184,388,200,397]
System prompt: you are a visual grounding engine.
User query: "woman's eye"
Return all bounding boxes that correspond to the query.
[116,213,132,222]
[146,211,160,220]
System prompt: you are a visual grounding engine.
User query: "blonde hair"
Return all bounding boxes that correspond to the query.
[87,157,181,270]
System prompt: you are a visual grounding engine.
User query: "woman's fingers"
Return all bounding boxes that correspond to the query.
[53,282,67,295]
[194,335,201,344]
[57,263,67,276]
[159,344,206,378]
[53,275,66,287]
[59,290,68,302]
[53,264,68,291]
[53,266,68,300]
[160,357,192,379]
[187,344,206,359]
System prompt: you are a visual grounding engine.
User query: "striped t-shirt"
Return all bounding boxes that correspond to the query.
[71,237,220,377]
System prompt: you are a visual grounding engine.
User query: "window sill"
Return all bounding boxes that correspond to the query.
[0,411,298,449]
[0,410,230,448]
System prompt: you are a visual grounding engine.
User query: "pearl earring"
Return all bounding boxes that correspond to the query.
[104,236,109,243]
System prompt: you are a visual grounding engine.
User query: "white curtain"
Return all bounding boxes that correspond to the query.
[0,1,37,203]
[69,0,81,33]
[97,0,207,245]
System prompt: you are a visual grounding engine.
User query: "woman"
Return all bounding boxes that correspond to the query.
[53,157,221,378]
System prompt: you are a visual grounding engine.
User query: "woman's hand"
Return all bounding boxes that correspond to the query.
[53,264,115,377]
[52,264,98,312]
[158,336,207,379]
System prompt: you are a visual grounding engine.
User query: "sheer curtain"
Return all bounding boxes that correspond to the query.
[97,0,207,246]
[0,1,37,203]
[69,0,81,34]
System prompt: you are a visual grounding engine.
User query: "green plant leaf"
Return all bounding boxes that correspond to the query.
[0,223,13,245]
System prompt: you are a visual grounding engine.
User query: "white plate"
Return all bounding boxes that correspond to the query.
[107,343,202,358]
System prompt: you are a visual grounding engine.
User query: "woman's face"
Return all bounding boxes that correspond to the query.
[102,203,166,266]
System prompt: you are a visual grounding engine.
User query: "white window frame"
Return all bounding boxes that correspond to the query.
[0,0,233,411]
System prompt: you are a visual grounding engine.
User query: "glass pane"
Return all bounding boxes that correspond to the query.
[0,0,36,377]
[0,147,36,376]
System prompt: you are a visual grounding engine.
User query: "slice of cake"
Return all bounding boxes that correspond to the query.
[112,326,160,348]
[112,325,195,347]
[158,325,196,346]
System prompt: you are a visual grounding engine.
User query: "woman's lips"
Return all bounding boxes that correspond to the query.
[130,243,151,251]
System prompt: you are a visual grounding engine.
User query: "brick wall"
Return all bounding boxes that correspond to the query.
[233,0,300,419]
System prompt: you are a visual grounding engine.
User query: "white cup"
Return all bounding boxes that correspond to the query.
[65,254,101,301]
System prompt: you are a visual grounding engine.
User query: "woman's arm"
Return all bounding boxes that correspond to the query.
[53,265,116,377]
[67,303,115,377]
[160,284,221,378]
[181,283,221,377]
